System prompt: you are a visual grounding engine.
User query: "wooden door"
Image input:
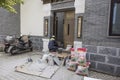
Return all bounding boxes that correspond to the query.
[64,11,75,48]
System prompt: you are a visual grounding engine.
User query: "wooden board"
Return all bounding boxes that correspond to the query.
[15,62,59,79]
[15,66,42,76]
[57,53,70,58]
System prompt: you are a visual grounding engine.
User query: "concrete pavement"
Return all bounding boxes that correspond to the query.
[0,52,120,80]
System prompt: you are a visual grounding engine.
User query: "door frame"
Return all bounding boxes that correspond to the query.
[52,10,75,48]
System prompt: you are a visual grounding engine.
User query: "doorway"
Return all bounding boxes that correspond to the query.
[53,10,75,48]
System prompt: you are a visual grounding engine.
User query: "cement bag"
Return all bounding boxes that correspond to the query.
[22,35,29,43]
[77,48,87,65]
[41,54,49,63]
[75,66,89,76]
[67,61,77,71]
[70,48,78,62]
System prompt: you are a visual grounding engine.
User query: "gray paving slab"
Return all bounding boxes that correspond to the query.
[0,52,120,80]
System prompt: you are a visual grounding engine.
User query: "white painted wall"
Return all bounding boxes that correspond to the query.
[21,0,51,36]
[43,4,51,16]
[75,0,85,13]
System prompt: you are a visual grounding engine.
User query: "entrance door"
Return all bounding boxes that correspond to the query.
[64,11,75,47]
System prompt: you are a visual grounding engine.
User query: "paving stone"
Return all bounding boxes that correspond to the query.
[89,71,119,80]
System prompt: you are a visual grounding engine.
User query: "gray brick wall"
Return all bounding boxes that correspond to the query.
[0,35,6,43]
[81,0,120,76]
[82,0,120,48]
[90,54,105,62]
[83,45,97,53]
[99,46,117,56]
[0,5,20,37]
[115,67,120,76]
[83,45,120,76]
[89,61,96,69]
[118,49,120,56]
[30,36,43,51]
[107,56,120,65]
[97,63,115,74]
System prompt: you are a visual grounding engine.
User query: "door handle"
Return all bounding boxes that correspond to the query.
[68,24,70,35]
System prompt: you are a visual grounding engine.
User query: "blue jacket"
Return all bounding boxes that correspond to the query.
[48,39,58,51]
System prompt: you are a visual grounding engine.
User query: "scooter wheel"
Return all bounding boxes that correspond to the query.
[10,47,16,55]
[4,47,8,53]
[30,47,33,51]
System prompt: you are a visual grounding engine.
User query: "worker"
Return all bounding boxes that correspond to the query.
[48,35,58,52]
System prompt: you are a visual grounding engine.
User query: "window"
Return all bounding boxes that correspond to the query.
[44,19,48,36]
[77,16,82,38]
[109,0,120,36]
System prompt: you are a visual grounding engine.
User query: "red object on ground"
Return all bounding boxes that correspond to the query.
[77,48,87,52]
[70,48,75,51]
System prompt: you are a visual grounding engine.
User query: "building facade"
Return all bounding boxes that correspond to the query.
[0,0,120,76]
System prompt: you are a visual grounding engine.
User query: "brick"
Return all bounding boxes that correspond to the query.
[39,38,43,42]
[119,48,120,56]
[30,36,43,51]
[90,54,105,62]
[84,45,97,53]
[108,56,120,65]
[97,63,115,74]
[89,61,96,69]
[86,53,90,61]
[36,43,42,46]
[34,38,39,42]
[115,67,120,76]
[99,47,117,56]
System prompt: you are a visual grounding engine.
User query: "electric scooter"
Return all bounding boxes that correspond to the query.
[9,35,33,55]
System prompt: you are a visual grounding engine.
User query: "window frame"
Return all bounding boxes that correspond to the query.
[44,19,48,37]
[108,0,120,38]
[77,16,82,38]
